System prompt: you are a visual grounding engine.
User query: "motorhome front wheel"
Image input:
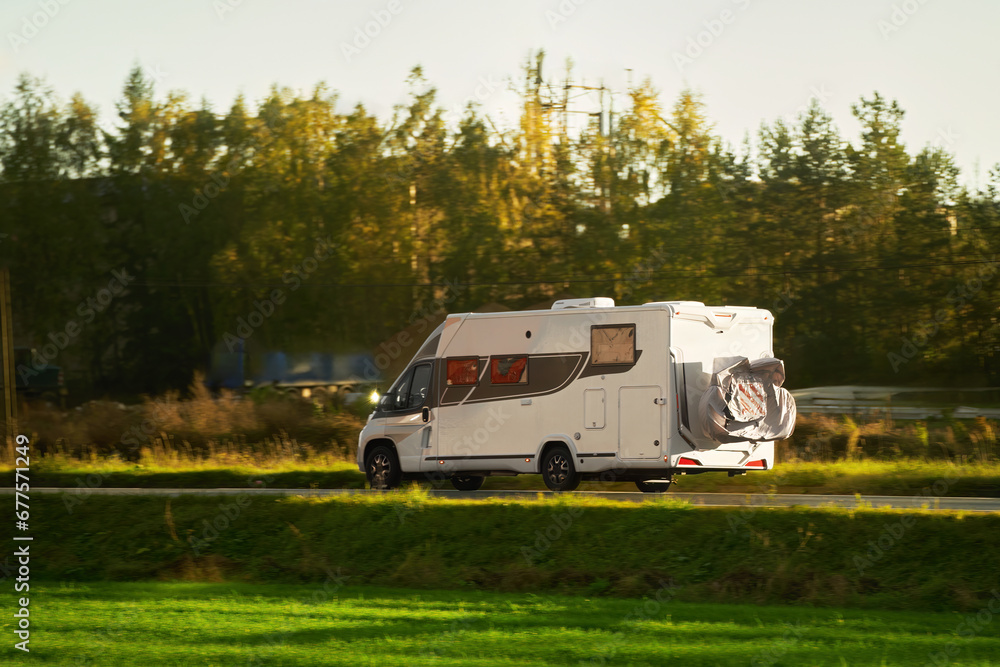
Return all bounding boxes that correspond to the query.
[366,445,401,490]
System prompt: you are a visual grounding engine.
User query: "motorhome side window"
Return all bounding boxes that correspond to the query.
[490,356,527,384]
[408,364,432,408]
[591,324,636,364]
[446,358,478,385]
[391,363,432,411]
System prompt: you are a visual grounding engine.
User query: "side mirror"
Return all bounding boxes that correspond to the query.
[421,407,430,423]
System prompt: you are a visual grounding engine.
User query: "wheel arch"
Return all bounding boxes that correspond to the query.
[535,437,577,473]
[361,437,397,466]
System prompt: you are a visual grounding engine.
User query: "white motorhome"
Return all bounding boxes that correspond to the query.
[357,298,796,492]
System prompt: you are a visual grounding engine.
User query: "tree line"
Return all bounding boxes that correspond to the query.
[1,54,998,398]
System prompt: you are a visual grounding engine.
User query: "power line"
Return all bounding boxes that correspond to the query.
[236,223,998,265]
[132,256,999,290]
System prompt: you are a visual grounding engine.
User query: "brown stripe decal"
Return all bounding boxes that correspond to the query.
[459,353,586,404]
[436,349,641,407]
[576,349,642,379]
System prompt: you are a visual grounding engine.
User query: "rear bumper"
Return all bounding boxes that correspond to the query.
[575,442,775,474]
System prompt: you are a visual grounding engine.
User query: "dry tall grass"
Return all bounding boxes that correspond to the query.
[9,377,366,467]
[777,413,998,463]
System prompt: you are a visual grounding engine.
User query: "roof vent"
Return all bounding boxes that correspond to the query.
[647,300,705,307]
[551,297,615,310]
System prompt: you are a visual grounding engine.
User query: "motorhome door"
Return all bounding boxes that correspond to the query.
[383,362,434,472]
[619,385,663,459]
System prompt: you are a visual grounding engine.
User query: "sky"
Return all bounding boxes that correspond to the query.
[0,0,997,188]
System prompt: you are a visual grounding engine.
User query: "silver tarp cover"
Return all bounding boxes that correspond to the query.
[698,357,797,443]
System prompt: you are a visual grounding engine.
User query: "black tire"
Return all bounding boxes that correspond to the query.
[541,446,581,492]
[450,475,485,491]
[366,445,401,490]
[636,479,673,493]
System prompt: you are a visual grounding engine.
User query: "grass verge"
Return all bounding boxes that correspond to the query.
[19,459,366,490]
[25,491,1000,612]
[3,582,999,666]
[12,458,1000,497]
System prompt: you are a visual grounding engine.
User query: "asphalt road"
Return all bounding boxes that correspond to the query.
[9,487,1000,511]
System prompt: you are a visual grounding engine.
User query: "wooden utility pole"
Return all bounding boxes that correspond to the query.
[0,267,16,440]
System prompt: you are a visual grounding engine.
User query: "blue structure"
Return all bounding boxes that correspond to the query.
[206,338,379,393]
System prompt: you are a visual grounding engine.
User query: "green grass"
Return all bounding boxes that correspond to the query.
[28,491,1000,612]
[3,582,999,666]
[12,457,1000,497]
[20,457,367,490]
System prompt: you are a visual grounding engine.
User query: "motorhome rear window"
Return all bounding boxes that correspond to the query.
[490,356,527,384]
[446,358,479,385]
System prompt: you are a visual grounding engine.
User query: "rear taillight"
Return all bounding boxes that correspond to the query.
[677,456,702,466]
[745,459,766,468]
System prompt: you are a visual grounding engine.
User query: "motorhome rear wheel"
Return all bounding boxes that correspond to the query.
[450,475,485,491]
[635,480,673,493]
[541,446,582,492]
